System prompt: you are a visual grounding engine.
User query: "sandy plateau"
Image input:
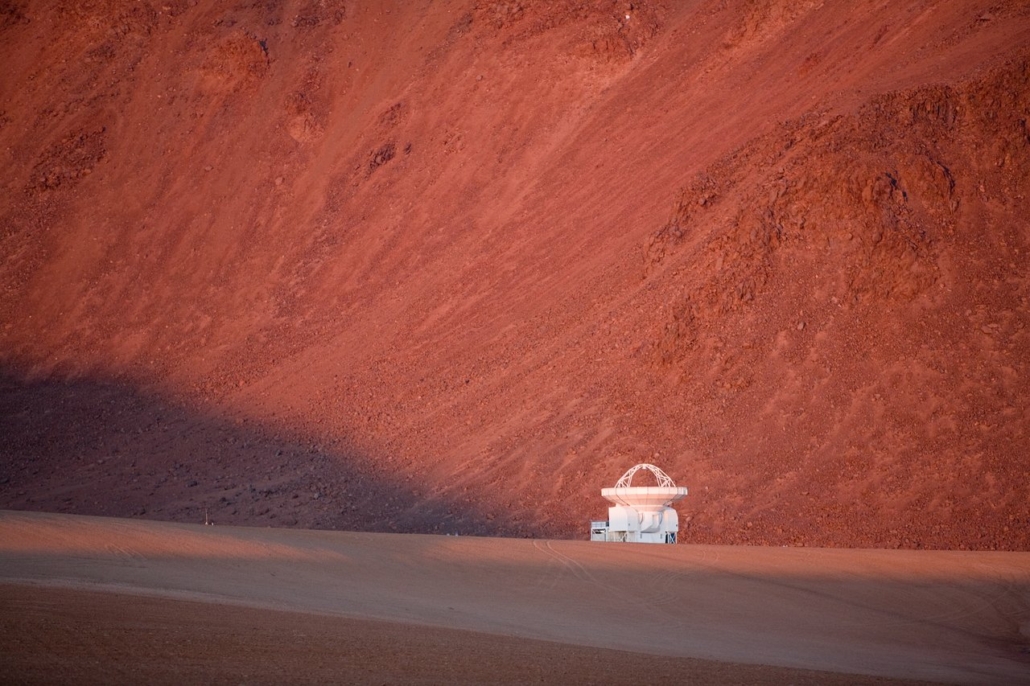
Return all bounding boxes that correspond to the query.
[2,511,1029,684]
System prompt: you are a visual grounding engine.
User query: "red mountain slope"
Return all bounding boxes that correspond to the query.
[2,0,1029,548]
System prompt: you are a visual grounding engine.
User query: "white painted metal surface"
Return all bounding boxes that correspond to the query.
[591,464,687,544]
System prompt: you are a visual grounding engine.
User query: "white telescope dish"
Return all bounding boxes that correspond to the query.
[591,464,688,544]
[601,463,688,511]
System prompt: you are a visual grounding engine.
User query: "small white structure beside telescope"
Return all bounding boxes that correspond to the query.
[590,463,687,544]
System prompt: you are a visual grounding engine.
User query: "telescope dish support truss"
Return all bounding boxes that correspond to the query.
[613,463,677,489]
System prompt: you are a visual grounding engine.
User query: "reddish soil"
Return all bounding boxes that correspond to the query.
[3,512,1027,683]
[1,0,1029,549]
[1,586,930,686]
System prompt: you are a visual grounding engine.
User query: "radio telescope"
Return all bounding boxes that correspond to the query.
[590,463,688,544]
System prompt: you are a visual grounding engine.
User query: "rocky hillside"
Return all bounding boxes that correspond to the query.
[2,0,1028,549]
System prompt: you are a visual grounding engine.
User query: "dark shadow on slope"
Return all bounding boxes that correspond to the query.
[0,369,534,537]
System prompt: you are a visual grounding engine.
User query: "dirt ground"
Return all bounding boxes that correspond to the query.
[1,586,933,686]
[2,511,1028,684]
[1,1,1030,545]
